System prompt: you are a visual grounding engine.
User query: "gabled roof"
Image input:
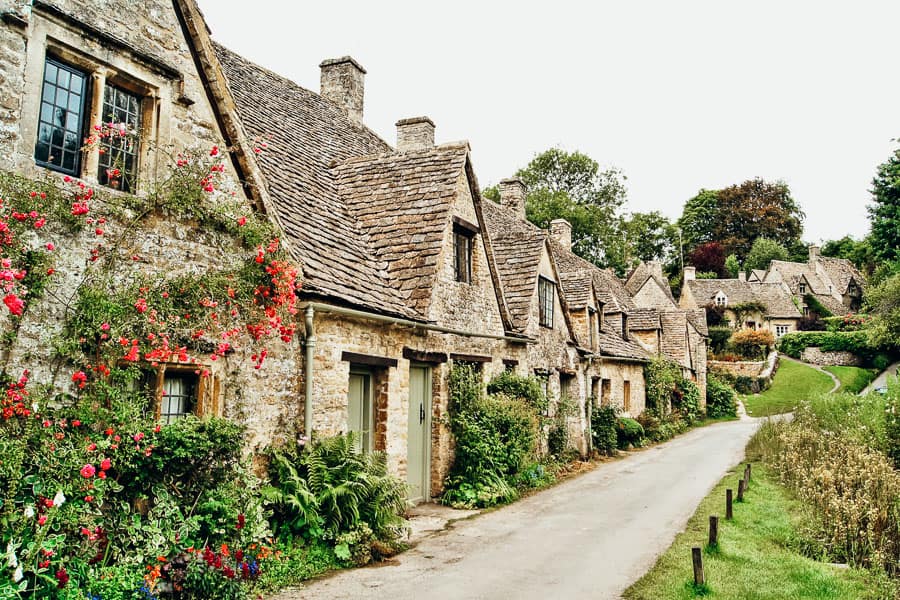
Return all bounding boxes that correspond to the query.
[748,269,767,282]
[685,308,708,337]
[597,326,652,362]
[624,262,676,305]
[595,269,637,314]
[334,144,469,315]
[684,279,801,319]
[482,200,547,331]
[817,257,865,295]
[751,283,803,318]
[767,260,830,295]
[659,310,691,369]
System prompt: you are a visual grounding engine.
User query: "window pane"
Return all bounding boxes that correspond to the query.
[44,62,57,83]
[98,84,142,192]
[42,84,55,104]
[35,59,85,176]
[56,68,70,88]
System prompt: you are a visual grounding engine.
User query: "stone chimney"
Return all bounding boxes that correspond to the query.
[549,219,572,250]
[395,117,434,151]
[808,244,820,263]
[319,56,365,125]
[738,271,746,282]
[684,266,696,282]
[499,178,527,221]
[648,260,664,281]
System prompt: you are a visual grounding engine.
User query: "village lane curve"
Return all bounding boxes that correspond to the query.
[278,417,761,600]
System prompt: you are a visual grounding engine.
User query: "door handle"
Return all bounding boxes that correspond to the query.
[419,403,425,424]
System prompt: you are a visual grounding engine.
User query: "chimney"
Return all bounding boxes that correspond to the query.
[395,116,435,151]
[319,56,365,125]
[499,178,527,221]
[684,266,696,282]
[549,219,572,250]
[648,260,664,281]
[808,244,820,263]
[738,271,746,282]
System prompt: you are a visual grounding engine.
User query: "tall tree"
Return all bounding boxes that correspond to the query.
[491,148,629,272]
[868,144,900,262]
[744,237,789,271]
[623,211,677,265]
[688,242,727,277]
[713,178,804,260]
[676,189,719,253]
[822,235,876,277]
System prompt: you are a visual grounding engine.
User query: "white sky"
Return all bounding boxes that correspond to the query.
[197,0,900,243]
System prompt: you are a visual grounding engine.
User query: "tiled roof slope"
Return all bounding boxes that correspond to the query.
[481,200,546,331]
[686,308,709,337]
[213,43,418,317]
[818,257,864,295]
[628,308,661,330]
[685,279,801,319]
[597,326,652,361]
[547,239,594,309]
[334,145,468,314]
[659,310,691,368]
[752,283,803,318]
[625,262,676,304]
[767,260,830,294]
[595,269,637,314]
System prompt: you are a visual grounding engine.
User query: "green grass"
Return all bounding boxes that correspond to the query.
[623,463,887,600]
[822,366,879,394]
[742,359,834,416]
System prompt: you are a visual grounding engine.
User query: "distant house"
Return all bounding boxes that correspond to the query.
[679,267,801,338]
[760,246,865,315]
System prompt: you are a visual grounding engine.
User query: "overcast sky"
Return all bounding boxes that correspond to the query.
[198,0,900,244]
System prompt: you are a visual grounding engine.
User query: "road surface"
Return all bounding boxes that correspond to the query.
[274,416,761,600]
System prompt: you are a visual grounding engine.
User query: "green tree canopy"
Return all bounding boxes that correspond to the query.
[821,235,876,278]
[622,211,677,265]
[866,272,900,348]
[676,189,719,253]
[743,237,789,271]
[868,144,900,262]
[489,148,629,273]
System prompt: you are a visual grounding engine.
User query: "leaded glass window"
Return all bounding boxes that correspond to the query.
[98,84,142,192]
[34,59,86,175]
[538,276,555,328]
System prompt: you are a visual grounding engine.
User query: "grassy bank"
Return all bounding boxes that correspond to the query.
[741,359,834,416]
[822,365,878,393]
[624,463,885,600]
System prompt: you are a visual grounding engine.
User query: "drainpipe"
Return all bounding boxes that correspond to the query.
[304,305,316,440]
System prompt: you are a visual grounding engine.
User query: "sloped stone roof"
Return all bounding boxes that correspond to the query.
[597,326,652,362]
[213,43,418,316]
[625,262,676,305]
[596,269,637,314]
[628,308,661,330]
[659,310,691,369]
[685,308,709,337]
[685,279,758,306]
[481,200,546,331]
[817,257,865,295]
[767,260,830,295]
[547,239,595,310]
[752,283,803,318]
[334,145,469,315]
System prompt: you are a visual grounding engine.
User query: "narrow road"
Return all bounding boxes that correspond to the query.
[275,418,761,600]
[860,361,900,395]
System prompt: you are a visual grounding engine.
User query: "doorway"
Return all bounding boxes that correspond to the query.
[348,369,374,452]
[407,365,432,503]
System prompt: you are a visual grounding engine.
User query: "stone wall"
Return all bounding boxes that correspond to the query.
[708,359,765,377]
[800,347,863,367]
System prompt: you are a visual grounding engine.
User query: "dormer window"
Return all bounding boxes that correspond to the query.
[452,218,478,284]
[799,283,807,294]
[714,291,728,307]
[538,276,555,328]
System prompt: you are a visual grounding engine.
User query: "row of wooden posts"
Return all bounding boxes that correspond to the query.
[692,463,752,587]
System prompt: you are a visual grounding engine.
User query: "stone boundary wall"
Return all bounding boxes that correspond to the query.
[709,351,779,394]
[800,347,862,366]
[708,359,764,377]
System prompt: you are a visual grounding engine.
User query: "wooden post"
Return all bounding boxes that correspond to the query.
[708,515,719,547]
[726,489,733,520]
[744,465,750,491]
[737,478,745,502]
[692,546,705,586]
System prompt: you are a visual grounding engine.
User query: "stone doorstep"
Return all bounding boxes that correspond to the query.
[404,503,480,545]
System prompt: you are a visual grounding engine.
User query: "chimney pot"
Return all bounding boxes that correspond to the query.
[395,116,435,151]
[550,219,573,250]
[499,178,527,220]
[319,56,365,125]
[808,244,820,263]
[684,266,696,282]
[738,271,746,282]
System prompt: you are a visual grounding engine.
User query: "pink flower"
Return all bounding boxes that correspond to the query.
[3,294,24,316]
[38,515,47,526]
[210,145,219,157]
[237,216,247,227]
[133,432,145,442]
[86,443,96,451]
[100,458,111,470]
[100,323,110,331]
[45,243,55,251]
[80,464,96,478]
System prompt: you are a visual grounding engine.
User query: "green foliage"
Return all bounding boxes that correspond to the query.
[705,375,738,419]
[636,410,687,443]
[675,379,702,425]
[622,211,677,265]
[264,433,407,546]
[822,366,878,395]
[724,254,741,278]
[821,235,876,278]
[743,237,789,271]
[714,179,804,261]
[644,357,683,415]
[865,272,900,350]
[677,189,719,253]
[802,294,833,318]
[707,326,732,354]
[590,405,619,456]
[868,144,900,262]
[886,386,900,470]
[615,417,644,449]
[547,395,577,458]
[442,365,541,508]
[486,370,548,414]
[729,328,775,360]
[778,330,887,365]
[510,148,629,273]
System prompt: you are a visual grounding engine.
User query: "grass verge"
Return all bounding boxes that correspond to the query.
[822,365,879,394]
[742,359,834,416]
[623,462,884,600]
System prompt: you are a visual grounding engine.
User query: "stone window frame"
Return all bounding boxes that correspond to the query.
[19,15,173,194]
[452,219,478,285]
[133,362,220,423]
[538,276,555,328]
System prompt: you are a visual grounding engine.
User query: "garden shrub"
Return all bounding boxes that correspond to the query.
[705,374,738,418]
[615,417,644,449]
[486,370,547,414]
[885,381,900,470]
[547,395,577,458]
[644,357,682,415]
[590,405,618,456]
[728,328,775,360]
[707,326,732,354]
[674,379,702,425]
[777,330,889,366]
[636,411,686,443]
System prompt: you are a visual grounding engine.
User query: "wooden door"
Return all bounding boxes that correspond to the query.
[407,365,432,503]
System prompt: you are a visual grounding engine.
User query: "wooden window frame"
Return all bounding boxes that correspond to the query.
[453,225,474,284]
[538,276,555,328]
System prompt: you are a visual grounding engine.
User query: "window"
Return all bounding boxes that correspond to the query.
[588,308,597,350]
[34,55,146,191]
[454,228,473,283]
[159,372,198,424]
[35,58,87,176]
[623,380,631,412]
[775,325,789,338]
[538,276,555,328]
[97,84,142,192]
[714,292,727,307]
[798,283,807,294]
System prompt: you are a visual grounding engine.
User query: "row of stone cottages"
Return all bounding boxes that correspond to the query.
[0,0,707,502]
